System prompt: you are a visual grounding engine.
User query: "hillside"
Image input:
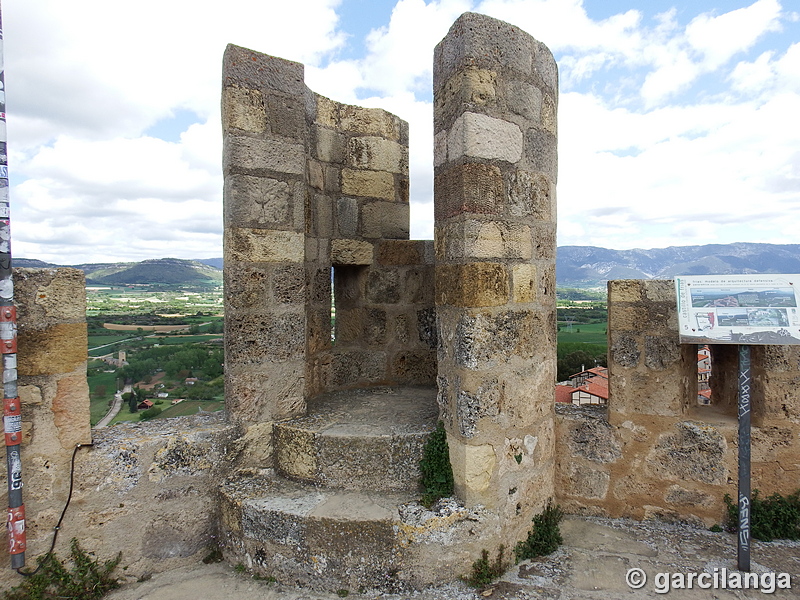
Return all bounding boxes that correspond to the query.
[556,243,800,287]
[14,257,222,286]
[15,242,800,287]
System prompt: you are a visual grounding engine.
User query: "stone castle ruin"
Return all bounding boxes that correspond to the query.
[1,12,799,593]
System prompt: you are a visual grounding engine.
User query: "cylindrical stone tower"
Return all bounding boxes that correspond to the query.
[433,12,558,539]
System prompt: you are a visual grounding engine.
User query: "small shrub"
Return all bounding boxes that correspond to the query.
[724,490,800,541]
[419,422,454,508]
[709,524,723,533]
[464,546,507,587]
[336,590,349,598]
[514,502,564,562]
[3,538,122,600]
[138,406,162,421]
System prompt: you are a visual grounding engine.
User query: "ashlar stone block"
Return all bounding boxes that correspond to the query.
[361,201,410,239]
[436,263,509,307]
[222,86,266,133]
[331,239,373,266]
[435,163,503,220]
[224,135,305,176]
[448,112,523,164]
[225,228,304,263]
[341,169,395,200]
[347,136,406,173]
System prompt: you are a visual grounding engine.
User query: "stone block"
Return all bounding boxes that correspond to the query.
[341,169,395,200]
[507,170,554,220]
[17,323,88,377]
[523,128,558,182]
[225,228,304,263]
[222,86,266,133]
[347,136,406,173]
[417,308,438,349]
[541,93,557,135]
[365,308,387,345]
[609,333,641,368]
[339,105,404,141]
[448,112,523,163]
[224,175,295,228]
[608,280,643,303]
[453,310,538,370]
[644,335,681,370]
[532,222,557,260]
[434,163,503,219]
[436,263,509,307]
[375,240,424,266]
[266,93,304,139]
[335,197,359,237]
[455,377,501,438]
[330,239,373,265]
[567,463,610,500]
[648,422,728,485]
[533,39,559,95]
[223,44,305,97]
[225,361,306,424]
[434,13,533,85]
[391,350,437,384]
[361,201,410,239]
[449,439,497,508]
[51,371,92,448]
[225,312,305,364]
[330,350,387,386]
[439,220,532,261]
[272,265,305,304]
[223,263,268,311]
[13,268,86,324]
[308,160,324,190]
[504,80,543,123]
[365,269,401,304]
[512,263,537,303]
[433,130,447,168]
[314,125,346,163]
[313,192,334,238]
[224,135,305,176]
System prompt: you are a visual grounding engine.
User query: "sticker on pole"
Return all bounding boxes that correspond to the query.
[675,275,800,345]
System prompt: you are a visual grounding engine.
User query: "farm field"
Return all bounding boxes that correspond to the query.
[557,321,608,345]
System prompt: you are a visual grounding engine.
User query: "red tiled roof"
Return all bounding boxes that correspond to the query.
[555,385,575,403]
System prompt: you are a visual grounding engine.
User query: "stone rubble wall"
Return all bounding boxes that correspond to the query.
[432,12,558,548]
[555,279,800,525]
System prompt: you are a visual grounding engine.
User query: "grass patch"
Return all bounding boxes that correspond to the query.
[557,321,607,345]
[2,539,122,600]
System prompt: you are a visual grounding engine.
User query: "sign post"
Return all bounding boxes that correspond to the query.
[675,274,800,573]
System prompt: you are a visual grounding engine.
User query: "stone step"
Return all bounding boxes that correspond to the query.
[218,471,489,592]
[273,386,438,492]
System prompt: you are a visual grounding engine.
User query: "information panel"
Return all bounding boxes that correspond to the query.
[675,274,800,345]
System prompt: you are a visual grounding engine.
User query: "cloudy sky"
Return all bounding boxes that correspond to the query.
[3,0,799,264]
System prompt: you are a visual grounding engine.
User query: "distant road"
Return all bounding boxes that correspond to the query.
[94,384,132,428]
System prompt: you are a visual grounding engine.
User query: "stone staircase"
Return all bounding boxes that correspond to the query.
[218,386,489,592]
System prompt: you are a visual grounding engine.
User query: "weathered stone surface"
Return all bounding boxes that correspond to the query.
[223,135,305,176]
[51,371,91,448]
[335,197,359,237]
[449,440,497,506]
[224,175,295,228]
[347,136,405,173]
[226,312,305,363]
[18,323,88,376]
[222,86,266,133]
[314,124,346,163]
[568,463,610,500]
[523,128,558,181]
[453,310,538,369]
[223,44,304,96]
[504,80,543,123]
[330,238,373,265]
[376,240,425,266]
[272,265,305,304]
[565,416,621,464]
[507,170,553,220]
[438,220,532,261]
[649,422,728,485]
[225,228,304,263]
[448,112,523,163]
[512,263,537,303]
[644,335,681,370]
[14,267,86,323]
[361,201,410,239]
[434,163,503,219]
[456,378,501,437]
[436,263,509,307]
[610,332,640,368]
[265,93,304,139]
[341,168,395,200]
[365,268,401,304]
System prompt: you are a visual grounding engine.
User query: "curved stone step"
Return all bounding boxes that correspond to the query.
[273,386,438,491]
[218,471,489,592]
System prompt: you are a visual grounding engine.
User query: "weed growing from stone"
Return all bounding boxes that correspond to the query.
[2,538,122,600]
[514,501,564,562]
[724,490,800,541]
[464,546,507,587]
[336,589,349,597]
[419,421,454,508]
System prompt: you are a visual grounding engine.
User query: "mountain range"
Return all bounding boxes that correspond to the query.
[14,242,800,287]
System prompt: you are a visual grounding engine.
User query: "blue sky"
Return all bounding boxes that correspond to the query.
[3,0,799,263]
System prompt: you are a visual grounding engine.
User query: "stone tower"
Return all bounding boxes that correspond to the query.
[433,12,558,537]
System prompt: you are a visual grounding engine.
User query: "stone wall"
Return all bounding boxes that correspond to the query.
[222,46,436,457]
[433,12,558,547]
[0,268,236,591]
[555,279,800,525]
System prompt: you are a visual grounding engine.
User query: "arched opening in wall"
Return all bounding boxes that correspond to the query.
[688,344,740,423]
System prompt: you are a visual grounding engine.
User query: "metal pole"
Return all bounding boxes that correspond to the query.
[0,0,25,570]
[737,344,751,572]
